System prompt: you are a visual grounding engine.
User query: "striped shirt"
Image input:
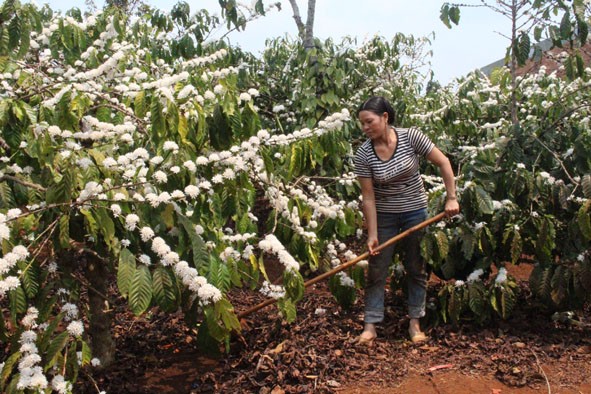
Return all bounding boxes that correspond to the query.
[354,127,434,213]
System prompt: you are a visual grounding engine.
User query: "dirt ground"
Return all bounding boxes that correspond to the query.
[76,263,591,393]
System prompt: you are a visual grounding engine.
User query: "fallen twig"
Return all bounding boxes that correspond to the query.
[427,363,454,373]
[531,348,551,394]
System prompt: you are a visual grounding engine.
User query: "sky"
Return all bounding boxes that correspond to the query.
[38,0,512,84]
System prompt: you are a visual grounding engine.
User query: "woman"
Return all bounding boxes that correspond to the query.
[353,96,460,344]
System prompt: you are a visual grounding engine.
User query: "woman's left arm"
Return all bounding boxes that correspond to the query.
[426,147,460,217]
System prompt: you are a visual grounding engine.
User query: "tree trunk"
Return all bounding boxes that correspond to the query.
[510,0,519,127]
[303,0,316,51]
[85,253,115,367]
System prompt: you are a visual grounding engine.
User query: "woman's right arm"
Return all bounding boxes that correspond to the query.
[358,177,379,254]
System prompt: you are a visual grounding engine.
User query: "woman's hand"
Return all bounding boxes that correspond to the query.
[445,198,460,217]
[367,235,380,255]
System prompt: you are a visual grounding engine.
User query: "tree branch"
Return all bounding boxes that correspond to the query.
[288,0,305,39]
[304,0,316,50]
[0,174,46,192]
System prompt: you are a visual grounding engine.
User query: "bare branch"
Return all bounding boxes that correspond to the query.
[304,0,316,50]
[288,0,305,39]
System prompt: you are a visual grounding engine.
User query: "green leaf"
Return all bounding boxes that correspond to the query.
[95,207,116,250]
[153,266,178,312]
[440,4,452,29]
[517,32,530,66]
[500,286,516,319]
[7,14,21,51]
[537,266,554,300]
[433,230,449,260]
[288,143,303,180]
[216,298,241,332]
[80,340,92,366]
[66,341,81,381]
[578,200,591,240]
[44,331,70,372]
[45,168,75,204]
[9,286,27,315]
[461,230,475,260]
[277,297,297,322]
[440,259,455,280]
[207,104,232,150]
[151,95,166,136]
[38,314,63,353]
[528,264,544,296]
[468,282,486,316]
[284,269,305,302]
[306,243,319,271]
[449,6,460,25]
[80,208,98,241]
[254,0,265,15]
[18,259,39,298]
[202,303,230,343]
[577,19,588,46]
[448,287,463,324]
[550,265,569,305]
[0,351,20,390]
[575,52,585,77]
[565,55,576,80]
[58,214,70,248]
[504,227,522,265]
[328,274,356,310]
[134,90,147,118]
[0,181,16,209]
[178,115,188,141]
[117,248,136,297]
[559,12,572,39]
[474,185,494,214]
[582,175,591,198]
[535,217,555,264]
[177,214,209,269]
[129,265,153,316]
[256,254,271,283]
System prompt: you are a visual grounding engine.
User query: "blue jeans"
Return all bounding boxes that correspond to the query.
[364,208,428,323]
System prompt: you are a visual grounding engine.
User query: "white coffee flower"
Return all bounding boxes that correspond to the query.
[66,321,84,337]
[153,171,168,184]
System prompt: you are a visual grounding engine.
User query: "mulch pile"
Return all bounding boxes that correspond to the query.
[76,275,591,394]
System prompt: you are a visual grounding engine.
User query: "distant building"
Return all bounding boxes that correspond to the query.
[480,38,591,78]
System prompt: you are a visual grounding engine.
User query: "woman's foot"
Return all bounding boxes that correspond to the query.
[408,318,428,343]
[356,323,377,344]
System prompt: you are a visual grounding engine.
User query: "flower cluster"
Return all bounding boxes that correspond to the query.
[17,313,48,391]
[466,268,484,284]
[0,244,30,296]
[0,213,11,242]
[259,281,286,299]
[258,234,300,272]
[336,272,355,287]
[495,267,508,286]
[174,260,222,304]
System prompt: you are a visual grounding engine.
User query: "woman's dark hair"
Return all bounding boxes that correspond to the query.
[357,96,396,125]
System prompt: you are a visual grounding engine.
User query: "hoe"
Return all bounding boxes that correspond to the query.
[238,211,447,319]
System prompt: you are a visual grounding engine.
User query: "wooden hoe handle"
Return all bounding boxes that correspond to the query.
[237,211,447,319]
